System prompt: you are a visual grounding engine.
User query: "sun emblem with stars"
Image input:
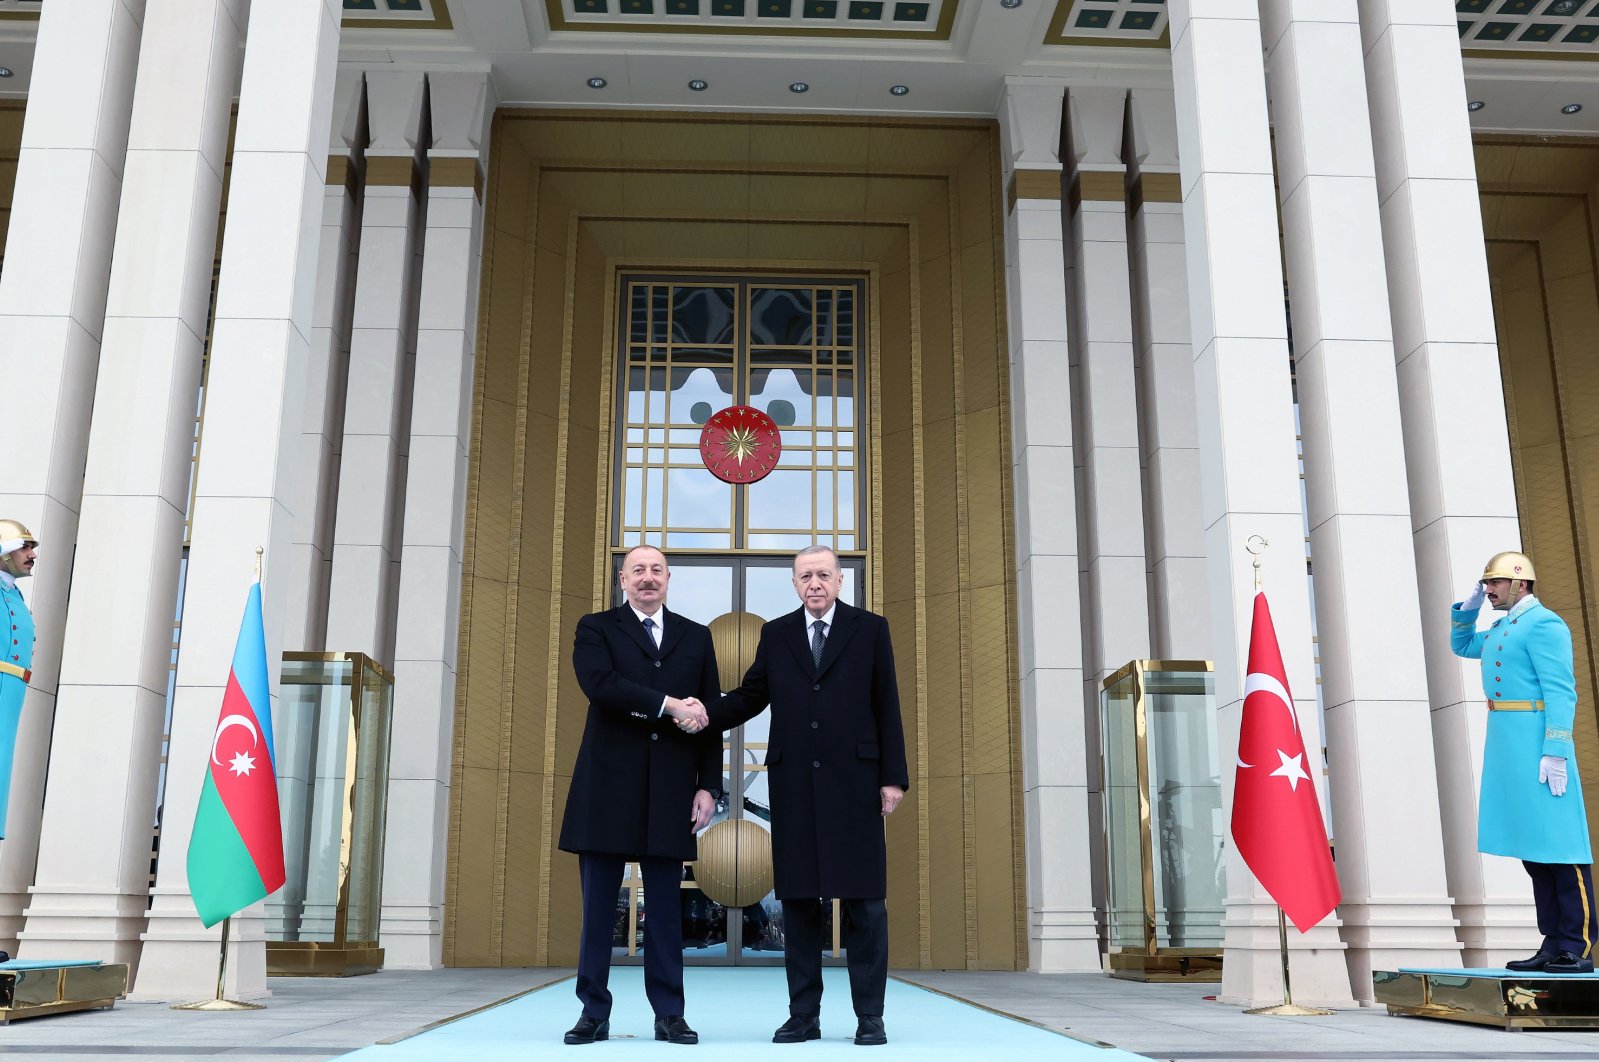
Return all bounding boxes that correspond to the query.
[699,405,782,484]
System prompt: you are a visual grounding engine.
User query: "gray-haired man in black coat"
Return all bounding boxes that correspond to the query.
[709,545,909,1047]
[558,545,722,1046]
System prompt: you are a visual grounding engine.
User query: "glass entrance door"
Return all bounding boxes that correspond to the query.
[605,273,869,967]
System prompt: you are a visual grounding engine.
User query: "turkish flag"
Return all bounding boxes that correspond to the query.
[1230,592,1341,932]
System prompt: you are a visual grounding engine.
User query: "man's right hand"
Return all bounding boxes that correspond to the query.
[666,696,709,733]
[1461,581,1486,611]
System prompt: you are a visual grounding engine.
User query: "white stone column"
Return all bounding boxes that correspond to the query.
[133,0,341,1002]
[1063,86,1152,705]
[279,70,366,655]
[0,0,142,948]
[323,71,429,667]
[1168,0,1354,1007]
[1263,0,1460,998]
[1358,0,1532,965]
[381,70,493,970]
[19,0,243,971]
[1127,89,1209,662]
[998,78,1098,972]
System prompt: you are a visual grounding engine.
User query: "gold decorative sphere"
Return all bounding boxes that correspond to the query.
[691,818,774,908]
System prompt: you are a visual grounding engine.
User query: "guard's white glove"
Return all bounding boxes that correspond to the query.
[1460,581,1486,612]
[1540,755,1569,797]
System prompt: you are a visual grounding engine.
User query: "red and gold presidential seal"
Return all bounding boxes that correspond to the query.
[699,405,782,484]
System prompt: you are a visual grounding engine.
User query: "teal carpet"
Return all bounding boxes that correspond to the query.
[338,967,1146,1060]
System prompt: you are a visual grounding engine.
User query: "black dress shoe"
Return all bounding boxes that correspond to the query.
[854,1015,887,1046]
[1506,950,1556,971]
[1544,951,1596,974]
[564,1015,610,1044]
[772,1013,821,1043]
[654,1015,699,1044]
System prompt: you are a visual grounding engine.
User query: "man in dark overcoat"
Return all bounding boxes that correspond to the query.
[707,544,909,1047]
[558,544,722,1045]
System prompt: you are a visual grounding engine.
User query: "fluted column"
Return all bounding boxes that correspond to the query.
[0,0,142,948]
[323,71,429,666]
[20,0,243,971]
[280,70,366,655]
[998,77,1098,972]
[133,0,341,1002]
[1063,85,1152,725]
[1357,0,1533,965]
[381,70,494,969]
[1168,0,1354,1007]
[1127,88,1208,662]
[1263,0,1460,998]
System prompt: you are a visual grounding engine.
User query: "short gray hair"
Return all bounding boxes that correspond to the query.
[793,544,837,569]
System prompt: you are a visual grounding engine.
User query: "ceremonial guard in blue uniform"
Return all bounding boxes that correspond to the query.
[1452,551,1595,973]
[0,521,36,839]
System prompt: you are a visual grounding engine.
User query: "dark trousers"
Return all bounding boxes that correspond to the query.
[575,853,686,1020]
[1523,860,1596,958]
[781,898,888,1018]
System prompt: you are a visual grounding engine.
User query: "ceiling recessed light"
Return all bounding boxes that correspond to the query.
[1467,100,1485,112]
[1000,0,1022,8]
[789,82,809,94]
[1552,0,1581,13]
[890,85,910,97]
[1562,103,1584,115]
[0,68,13,79]
[689,79,708,91]
[587,77,608,89]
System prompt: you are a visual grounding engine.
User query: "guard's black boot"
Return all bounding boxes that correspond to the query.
[1544,951,1595,974]
[773,1014,821,1043]
[564,1015,610,1044]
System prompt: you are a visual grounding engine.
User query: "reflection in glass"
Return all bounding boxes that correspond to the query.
[748,470,813,533]
[752,369,814,428]
[750,288,813,346]
[1100,662,1223,976]
[668,367,734,424]
[672,286,737,345]
[269,654,393,958]
[667,468,732,531]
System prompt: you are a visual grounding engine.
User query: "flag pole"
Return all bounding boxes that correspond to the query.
[171,916,266,1011]
[1240,534,1333,1017]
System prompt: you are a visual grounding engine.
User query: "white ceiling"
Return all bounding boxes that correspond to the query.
[0,1,1594,132]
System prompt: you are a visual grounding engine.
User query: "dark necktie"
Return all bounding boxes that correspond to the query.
[642,616,657,648]
[811,619,826,668]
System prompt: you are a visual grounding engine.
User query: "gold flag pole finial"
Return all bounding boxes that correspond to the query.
[1245,535,1268,591]
[254,547,264,582]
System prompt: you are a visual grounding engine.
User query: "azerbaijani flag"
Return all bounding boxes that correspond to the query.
[187,579,286,928]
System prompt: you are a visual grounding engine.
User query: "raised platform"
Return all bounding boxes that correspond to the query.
[0,959,129,1024]
[1375,967,1599,1030]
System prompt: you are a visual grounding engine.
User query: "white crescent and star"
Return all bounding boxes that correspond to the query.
[1237,673,1309,790]
[211,713,260,777]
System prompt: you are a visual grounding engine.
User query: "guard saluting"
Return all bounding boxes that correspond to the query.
[1452,551,1594,973]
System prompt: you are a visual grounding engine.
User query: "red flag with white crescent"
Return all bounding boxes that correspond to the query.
[1230,591,1341,932]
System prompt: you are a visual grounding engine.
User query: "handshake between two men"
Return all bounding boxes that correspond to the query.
[665,695,709,734]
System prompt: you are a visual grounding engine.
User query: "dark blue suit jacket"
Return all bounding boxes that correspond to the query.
[713,600,908,898]
[558,604,722,862]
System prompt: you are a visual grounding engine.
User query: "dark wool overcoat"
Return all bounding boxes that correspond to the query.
[558,604,722,862]
[714,600,909,899]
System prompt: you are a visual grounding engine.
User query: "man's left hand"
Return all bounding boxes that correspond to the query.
[880,785,905,816]
[691,788,716,832]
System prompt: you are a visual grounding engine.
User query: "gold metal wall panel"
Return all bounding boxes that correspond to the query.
[1479,138,1599,851]
[447,110,1020,969]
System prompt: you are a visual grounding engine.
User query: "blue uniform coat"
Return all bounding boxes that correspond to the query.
[711,601,909,899]
[558,605,723,862]
[1452,598,1592,864]
[0,580,32,838]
